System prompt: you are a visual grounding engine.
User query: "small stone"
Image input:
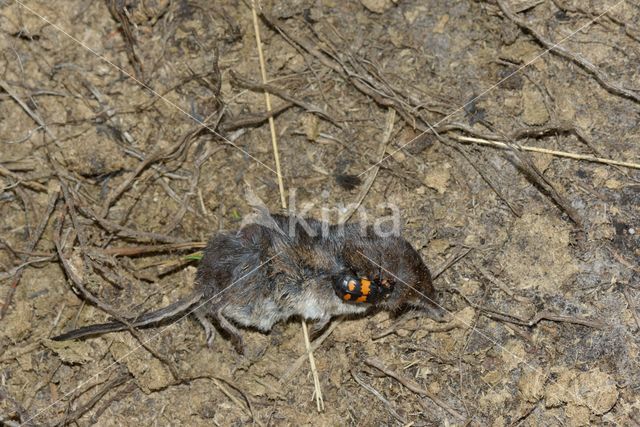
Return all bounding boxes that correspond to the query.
[522,87,549,125]
[360,0,394,14]
[519,370,546,402]
[422,162,451,194]
[432,15,449,33]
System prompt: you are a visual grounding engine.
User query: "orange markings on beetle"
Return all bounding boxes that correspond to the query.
[355,295,367,303]
[360,278,371,295]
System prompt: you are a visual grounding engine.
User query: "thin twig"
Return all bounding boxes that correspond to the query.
[444,139,524,217]
[105,1,144,79]
[350,370,407,424]
[97,242,207,257]
[0,185,59,318]
[497,0,640,104]
[177,374,258,424]
[0,256,56,281]
[455,289,606,329]
[221,102,294,131]
[0,164,47,192]
[279,320,341,383]
[301,318,325,411]
[475,265,532,304]
[252,0,326,411]
[53,373,132,426]
[495,131,583,225]
[364,357,466,420]
[0,386,36,427]
[258,12,415,125]
[431,246,473,280]
[214,378,252,418]
[53,199,179,379]
[77,203,187,244]
[454,134,640,170]
[230,71,341,128]
[622,286,640,330]
[371,312,460,340]
[89,383,137,424]
[99,127,197,218]
[252,0,286,209]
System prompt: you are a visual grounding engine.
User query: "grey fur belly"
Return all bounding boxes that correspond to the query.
[223,299,284,332]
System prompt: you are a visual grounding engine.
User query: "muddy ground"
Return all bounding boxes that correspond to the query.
[1,0,639,425]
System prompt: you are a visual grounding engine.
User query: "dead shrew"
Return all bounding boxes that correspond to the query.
[53,215,443,353]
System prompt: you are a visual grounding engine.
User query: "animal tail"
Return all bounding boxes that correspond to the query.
[52,292,204,341]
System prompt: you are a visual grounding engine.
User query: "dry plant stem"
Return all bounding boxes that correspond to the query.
[0,80,61,157]
[147,256,198,276]
[455,135,640,170]
[301,319,325,411]
[0,386,35,427]
[447,123,592,225]
[364,357,466,420]
[53,194,179,379]
[0,165,47,192]
[0,257,55,283]
[507,142,583,225]
[443,121,610,165]
[182,375,256,423]
[105,0,144,80]
[99,127,197,217]
[438,122,633,224]
[456,290,606,329]
[350,370,407,424]
[466,123,583,225]
[252,0,324,411]
[413,115,525,218]
[280,320,341,382]
[604,9,640,44]
[439,134,523,217]
[89,382,137,424]
[99,152,161,218]
[372,318,459,340]
[78,203,186,244]
[163,144,222,234]
[252,0,286,209]
[339,108,395,223]
[212,378,254,421]
[230,71,340,127]
[0,187,59,319]
[497,0,640,104]
[622,287,640,330]
[509,401,540,427]
[98,242,207,257]
[473,130,580,224]
[220,377,258,425]
[258,12,415,125]
[431,246,473,280]
[54,373,132,427]
[476,265,531,303]
[221,102,294,131]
